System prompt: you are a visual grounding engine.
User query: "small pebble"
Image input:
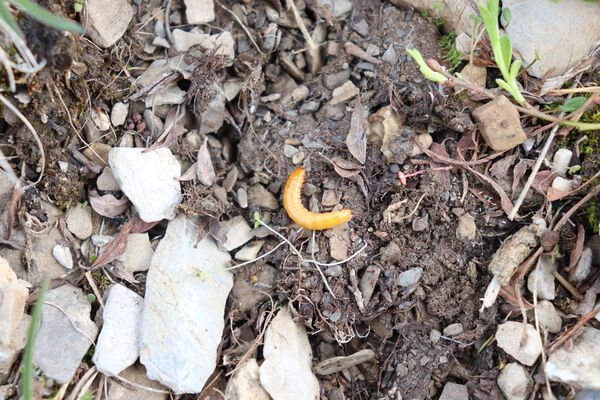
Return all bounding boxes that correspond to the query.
[552,148,572,176]
[443,323,463,336]
[325,265,343,277]
[237,187,248,208]
[551,176,573,192]
[52,244,73,269]
[292,151,305,165]
[283,145,299,158]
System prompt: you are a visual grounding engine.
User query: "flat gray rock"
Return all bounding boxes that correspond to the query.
[503,0,600,78]
[259,307,319,400]
[439,382,469,400]
[224,359,270,400]
[85,0,134,48]
[34,285,98,384]
[109,148,182,222]
[65,203,93,240]
[108,363,168,400]
[220,216,253,251]
[497,363,533,400]
[117,233,154,273]
[546,327,600,389]
[397,267,423,287]
[93,284,143,376]
[97,167,121,192]
[140,215,232,394]
[184,0,214,24]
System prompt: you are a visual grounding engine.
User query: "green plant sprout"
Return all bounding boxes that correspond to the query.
[478,0,525,105]
[567,165,581,175]
[405,48,447,83]
[23,275,50,400]
[2,0,83,36]
[439,32,462,70]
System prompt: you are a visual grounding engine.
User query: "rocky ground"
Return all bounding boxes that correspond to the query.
[0,0,600,399]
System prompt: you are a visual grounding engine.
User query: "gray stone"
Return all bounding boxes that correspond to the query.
[353,19,369,36]
[552,148,573,176]
[472,95,527,151]
[224,80,242,102]
[530,300,562,334]
[111,102,128,126]
[0,314,30,381]
[569,247,592,282]
[140,215,233,394]
[325,265,343,277]
[545,327,600,389]
[283,145,299,158]
[145,85,186,107]
[247,185,279,211]
[136,56,195,88]
[527,255,556,300]
[496,321,542,366]
[109,148,182,222]
[503,0,600,78]
[455,32,471,54]
[291,85,309,102]
[225,359,270,400]
[576,390,600,400]
[200,83,226,134]
[315,0,352,18]
[396,267,423,287]
[299,101,321,114]
[313,349,374,375]
[34,285,98,384]
[92,234,113,247]
[359,265,380,307]
[439,382,469,400]
[66,203,93,240]
[184,0,214,24]
[382,45,398,65]
[93,284,143,376]
[117,233,154,273]
[237,188,248,208]
[497,363,533,400]
[172,29,235,61]
[366,44,380,57]
[97,167,120,192]
[52,244,73,270]
[324,70,351,89]
[108,363,168,400]
[85,0,134,47]
[91,108,111,131]
[0,258,27,345]
[259,307,319,400]
[143,109,164,137]
[235,241,265,262]
[457,213,476,240]
[220,216,253,251]
[330,81,359,106]
[24,226,68,286]
[443,323,463,337]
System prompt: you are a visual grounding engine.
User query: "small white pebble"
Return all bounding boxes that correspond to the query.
[52,244,73,269]
[552,148,572,176]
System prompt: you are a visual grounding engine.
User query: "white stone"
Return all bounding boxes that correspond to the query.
[172,29,235,61]
[117,233,154,273]
[569,247,593,282]
[200,83,226,135]
[184,0,215,24]
[439,382,469,400]
[0,258,28,345]
[66,203,93,240]
[545,327,600,389]
[224,359,271,400]
[143,109,164,137]
[145,84,186,107]
[140,215,232,394]
[92,234,113,247]
[135,56,195,88]
[532,300,562,334]
[0,314,30,380]
[235,240,265,262]
[259,307,319,400]
[443,323,463,337]
[52,244,73,270]
[527,255,556,300]
[396,267,423,287]
[503,0,600,78]
[97,167,120,191]
[91,108,111,131]
[552,176,573,192]
[85,0,134,48]
[108,147,182,222]
[111,102,128,126]
[315,0,352,18]
[552,148,573,176]
[455,32,472,55]
[220,216,253,251]
[34,285,98,383]
[224,80,242,102]
[93,284,143,376]
[496,322,542,366]
[497,363,533,400]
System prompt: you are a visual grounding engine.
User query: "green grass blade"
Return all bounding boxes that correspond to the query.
[8,0,83,34]
[22,275,50,400]
[0,1,23,38]
[509,59,522,81]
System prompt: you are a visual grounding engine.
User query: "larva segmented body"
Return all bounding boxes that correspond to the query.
[283,167,353,230]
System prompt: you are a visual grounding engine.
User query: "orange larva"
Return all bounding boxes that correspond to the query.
[283,167,353,230]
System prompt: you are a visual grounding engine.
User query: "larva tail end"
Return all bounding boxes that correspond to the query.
[342,209,353,222]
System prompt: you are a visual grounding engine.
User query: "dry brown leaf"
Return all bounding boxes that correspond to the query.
[131,214,160,233]
[465,165,514,215]
[91,222,132,269]
[531,170,556,195]
[209,218,226,244]
[512,160,530,195]
[196,138,216,186]
[346,98,367,164]
[144,105,187,153]
[178,163,197,182]
[566,223,585,272]
[90,194,129,218]
[490,151,519,179]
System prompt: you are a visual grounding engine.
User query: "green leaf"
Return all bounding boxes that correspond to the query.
[469,14,483,24]
[406,48,448,83]
[498,35,513,73]
[23,275,50,400]
[495,78,512,93]
[502,7,511,24]
[0,1,23,38]
[560,97,586,112]
[509,59,522,81]
[8,0,83,34]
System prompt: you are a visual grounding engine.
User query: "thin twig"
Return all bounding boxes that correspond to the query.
[549,306,600,353]
[552,271,583,300]
[286,0,316,50]
[215,0,265,59]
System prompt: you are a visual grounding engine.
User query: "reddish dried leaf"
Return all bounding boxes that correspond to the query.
[90,194,129,218]
[531,170,556,195]
[490,151,519,179]
[177,163,197,182]
[346,98,367,164]
[194,216,211,248]
[465,165,514,215]
[91,222,132,269]
[131,214,159,233]
[429,143,452,190]
[143,105,187,153]
[566,223,585,272]
[512,160,529,195]
[196,139,215,186]
[209,218,226,244]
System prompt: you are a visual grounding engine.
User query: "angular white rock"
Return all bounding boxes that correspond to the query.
[552,177,573,192]
[97,167,120,192]
[108,148,182,222]
[439,383,469,400]
[85,0,134,48]
[569,247,592,282]
[140,215,232,394]
[552,148,573,176]
[184,0,215,24]
[0,314,30,380]
[93,284,143,376]
[545,327,600,389]
[396,267,423,287]
[235,240,265,262]
[527,255,556,300]
[172,29,235,61]
[259,307,319,400]
[0,258,28,345]
[145,85,186,107]
[497,363,533,400]
[111,102,128,126]
[496,321,542,366]
[117,233,154,273]
[220,216,253,251]
[200,83,227,134]
[52,244,73,269]
[503,0,600,78]
[34,285,98,383]
[224,359,271,400]
[66,203,93,240]
[532,300,562,334]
